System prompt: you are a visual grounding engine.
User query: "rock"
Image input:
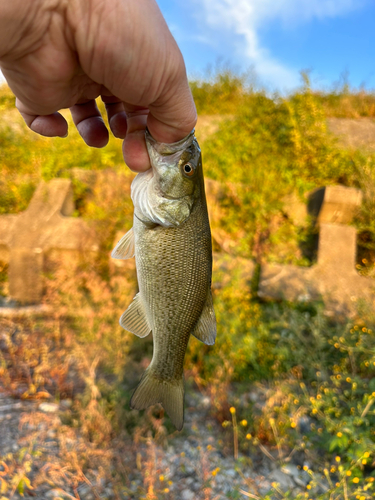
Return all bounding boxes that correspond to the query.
[60,399,73,409]
[45,489,75,499]
[268,469,294,492]
[39,402,59,413]
[281,464,309,488]
[181,489,195,500]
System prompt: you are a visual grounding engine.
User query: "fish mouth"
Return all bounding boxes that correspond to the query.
[145,128,195,156]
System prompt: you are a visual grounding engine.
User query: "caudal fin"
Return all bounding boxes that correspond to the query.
[130,371,184,430]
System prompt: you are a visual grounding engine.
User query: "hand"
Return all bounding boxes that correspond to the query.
[0,0,197,171]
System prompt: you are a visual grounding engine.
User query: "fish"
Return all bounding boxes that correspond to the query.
[111,129,216,430]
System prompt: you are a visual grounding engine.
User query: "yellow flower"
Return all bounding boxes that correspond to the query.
[312,409,318,414]
[229,407,236,414]
[362,459,367,465]
[180,452,185,457]
[290,421,297,428]
[364,452,370,458]
[334,343,339,348]
[168,481,173,486]
[211,467,220,477]
[207,445,212,451]
[317,394,322,400]
[360,496,365,500]
[346,377,351,382]
[306,484,311,490]
[164,488,170,493]
[337,432,343,438]
[353,477,360,483]
[335,456,341,462]
[246,433,252,440]
[159,475,165,482]
[241,419,247,426]
[303,465,309,471]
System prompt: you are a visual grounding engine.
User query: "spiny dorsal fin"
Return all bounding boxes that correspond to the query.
[191,289,217,345]
[111,227,135,260]
[130,370,184,430]
[120,293,151,338]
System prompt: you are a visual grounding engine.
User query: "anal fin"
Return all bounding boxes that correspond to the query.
[191,289,217,345]
[120,293,151,338]
[111,227,135,260]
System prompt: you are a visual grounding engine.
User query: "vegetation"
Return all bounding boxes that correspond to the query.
[1,72,375,499]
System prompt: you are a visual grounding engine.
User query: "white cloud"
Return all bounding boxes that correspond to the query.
[192,0,366,89]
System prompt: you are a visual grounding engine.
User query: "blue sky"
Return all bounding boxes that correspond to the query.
[1,0,374,92]
[159,0,375,92]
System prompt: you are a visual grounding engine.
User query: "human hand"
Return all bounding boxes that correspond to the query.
[0,0,196,171]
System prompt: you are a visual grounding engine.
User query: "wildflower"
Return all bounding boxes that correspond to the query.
[353,477,360,483]
[334,343,339,348]
[335,456,341,463]
[212,467,220,477]
[312,409,318,415]
[362,327,367,332]
[290,421,297,428]
[346,471,352,476]
[159,475,165,482]
[246,433,252,440]
[229,407,236,414]
[317,394,322,399]
[362,459,367,465]
[336,482,340,487]
[364,452,370,458]
[337,432,343,437]
[306,484,311,490]
[346,377,351,382]
[164,488,170,493]
[206,445,212,451]
[294,399,299,404]
[303,465,309,471]
[168,481,173,486]
[241,419,247,426]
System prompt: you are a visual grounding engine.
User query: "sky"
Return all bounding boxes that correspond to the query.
[159,0,375,92]
[1,0,374,92]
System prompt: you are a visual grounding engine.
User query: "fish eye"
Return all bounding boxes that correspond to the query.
[182,163,195,177]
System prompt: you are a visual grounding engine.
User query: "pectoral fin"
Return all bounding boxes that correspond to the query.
[120,293,151,338]
[191,289,217,345]
[111,227,135,259]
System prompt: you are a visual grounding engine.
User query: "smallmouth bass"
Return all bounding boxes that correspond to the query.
[112,129,216,430]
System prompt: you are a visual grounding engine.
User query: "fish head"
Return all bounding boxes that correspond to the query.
[146,129,201,200]
[132,129,202,227]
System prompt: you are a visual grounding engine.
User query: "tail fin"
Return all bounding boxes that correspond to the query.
[130,370,184,430]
